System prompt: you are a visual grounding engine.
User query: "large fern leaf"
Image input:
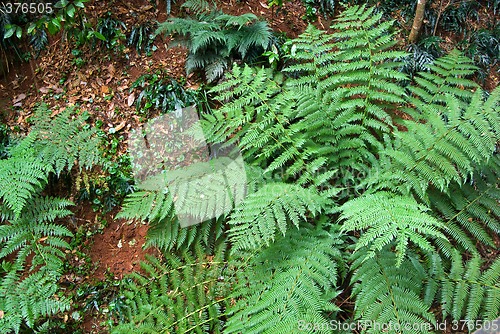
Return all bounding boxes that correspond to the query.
[228,183,330,251]
[340,191,447,266]
[350,249,436,334]
[226,228,345,334]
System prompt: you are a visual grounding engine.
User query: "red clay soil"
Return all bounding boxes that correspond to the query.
[72,203,160,281]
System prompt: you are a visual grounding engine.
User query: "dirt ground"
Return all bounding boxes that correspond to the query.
[0,0,498,332]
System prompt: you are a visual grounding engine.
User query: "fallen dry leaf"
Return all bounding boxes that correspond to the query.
[115,121,126,132]
[127,93,135,106]
[12,93,26,104]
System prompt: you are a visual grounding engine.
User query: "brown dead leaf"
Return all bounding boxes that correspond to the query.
[13,93,26,104]
[39,87,50,94]
[127,93,135,106]
[101,85,110,94]
[115,121,126,132]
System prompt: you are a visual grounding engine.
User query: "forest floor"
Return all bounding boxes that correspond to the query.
[0,0,498,332]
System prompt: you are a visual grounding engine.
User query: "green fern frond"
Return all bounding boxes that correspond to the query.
[236,21,271,58]
[0,195,73,333]
[428,156,500,255]
[0,105,101,217]
[374,88,500,201]
[0,151,51,217]
[228,183,330,251]
[350,249,436,333]
[111,243,230,333]
[0,270,71,332]
[439,250,500,321]
[406,50,479,119]
[226,228,345,334]
[340,192,447,266]
[29,104,102,173]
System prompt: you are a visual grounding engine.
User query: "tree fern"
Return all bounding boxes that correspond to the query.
[281,6,408,190]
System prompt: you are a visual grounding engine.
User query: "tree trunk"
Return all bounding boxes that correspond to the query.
[409,0,427,44]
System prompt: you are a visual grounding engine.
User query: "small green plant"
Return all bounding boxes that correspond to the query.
[96,14,126,52]
[401,35,444,78]
[128,22,157,55]
[130,72,202,117]
[302,0,335,20]
[2,0,88,61]
[465,25,500,82]
[155,4,273,82]
[71,48,85,67]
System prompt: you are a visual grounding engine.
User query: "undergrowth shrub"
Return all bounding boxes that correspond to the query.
[155,2,273,82]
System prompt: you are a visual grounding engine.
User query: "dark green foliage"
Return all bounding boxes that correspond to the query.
[465,25,500,81]
[96,14,126,51]
[128,22,157,54]
[440,0,479,35]
[302,0,335,20]
[0,124,9,159]
[130,72,201,116]
[401,36,444,78]
[155,6,272,82]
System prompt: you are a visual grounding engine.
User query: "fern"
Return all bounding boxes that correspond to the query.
[404,50,479,119]
[228,182,330,251]
[0,105,101,217]
[115,6,500,333]
[0,196,73,333]
[428,156,500,255]
[350,249,436,334]
[156,8,272,81]
[340,192,447,266]
[438,250,500,322]
[0,142,51,217]
[225,228,345,334]
[111,244,231,333]
[373,87,500,201]
[0,270,71,332]
[28,104,102,173]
